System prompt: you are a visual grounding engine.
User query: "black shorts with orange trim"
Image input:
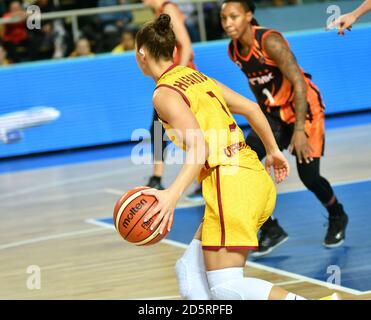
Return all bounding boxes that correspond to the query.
[246,110,325,159]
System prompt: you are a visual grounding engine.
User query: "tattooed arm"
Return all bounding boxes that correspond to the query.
[263,32,313,164]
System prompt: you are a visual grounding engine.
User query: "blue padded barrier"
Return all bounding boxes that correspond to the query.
[0,26,370,157]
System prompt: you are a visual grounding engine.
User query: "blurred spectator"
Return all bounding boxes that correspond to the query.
[173,0,200,42]
[89,0,134,53]
[116,0,135,31]
[69,37,94,57]
[28,0,68,60]
[112,29,135,53]
[0,43,11,65]
[97,0,133,34]
[78,0,99,9]
[0,2,7,16]
[58,0,79,10]
[77,0,99,45]
[0,1,30,62]
[203,2,223,40]
[72,0,132,54]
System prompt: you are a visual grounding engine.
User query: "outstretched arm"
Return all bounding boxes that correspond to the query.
[327,0,371,33]
[142,87,208,234]
[216,80,290,183]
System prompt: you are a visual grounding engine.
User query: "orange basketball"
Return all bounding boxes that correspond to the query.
[113,186,168,246]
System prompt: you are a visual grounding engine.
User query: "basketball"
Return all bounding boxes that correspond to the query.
[113,186,169,246]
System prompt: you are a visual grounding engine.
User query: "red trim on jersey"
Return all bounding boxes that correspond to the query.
[153,112,169,124]
[229,123,237,132]
[216,166,226,246]
[154,84,191,108]
[205,160,210,170]
[158,63,178,80]
[234,26,257,62]
[202,246,259,251]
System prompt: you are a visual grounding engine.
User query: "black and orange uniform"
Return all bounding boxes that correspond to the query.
[227,26,347,238]
[151,1,196,162]
[228,26,325,158]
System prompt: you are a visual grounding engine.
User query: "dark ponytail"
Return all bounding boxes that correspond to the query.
[136,13,176,61]
[154,13,172,36]
[223,0,260,26]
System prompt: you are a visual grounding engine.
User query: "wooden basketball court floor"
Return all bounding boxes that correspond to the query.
[1,120,371,300]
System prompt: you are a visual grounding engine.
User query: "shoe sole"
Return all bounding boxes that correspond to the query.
[322,239,345,248]
[250,235,289,258]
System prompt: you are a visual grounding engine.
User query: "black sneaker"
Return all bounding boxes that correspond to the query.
[323,213,348,248]
[185,185,204,203]
[251,221,289,258]
[146,176,164,190]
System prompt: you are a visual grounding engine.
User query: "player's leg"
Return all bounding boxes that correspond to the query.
[296,158,348,247]
[202,166,306,300]
[175,223,211,299]
[296,111,348,248]
[147,111,166,189]
[204,249,307,300]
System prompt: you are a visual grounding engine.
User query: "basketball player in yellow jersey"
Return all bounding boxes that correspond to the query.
[135,14,337,300]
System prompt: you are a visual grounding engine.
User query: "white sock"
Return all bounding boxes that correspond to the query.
[175,239,211,300]
[207,267,274,300]
[285,292,307,300]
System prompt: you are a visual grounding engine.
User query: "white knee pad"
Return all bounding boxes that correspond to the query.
[207,267,273,300]
[175,240,211,300]
[175,258,191,299]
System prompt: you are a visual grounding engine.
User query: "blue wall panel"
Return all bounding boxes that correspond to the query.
[0,26,370,158]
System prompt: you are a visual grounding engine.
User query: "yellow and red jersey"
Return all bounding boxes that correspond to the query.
[154,65,264,181]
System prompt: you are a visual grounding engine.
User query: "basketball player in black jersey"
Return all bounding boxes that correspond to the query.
[221,0,348,257]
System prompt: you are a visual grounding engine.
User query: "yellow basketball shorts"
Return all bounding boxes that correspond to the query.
[201,165,276,251]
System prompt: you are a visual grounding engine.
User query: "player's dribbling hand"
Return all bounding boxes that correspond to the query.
[326,13,355,35]
[141,188,178,234]
[265,150,290,184]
